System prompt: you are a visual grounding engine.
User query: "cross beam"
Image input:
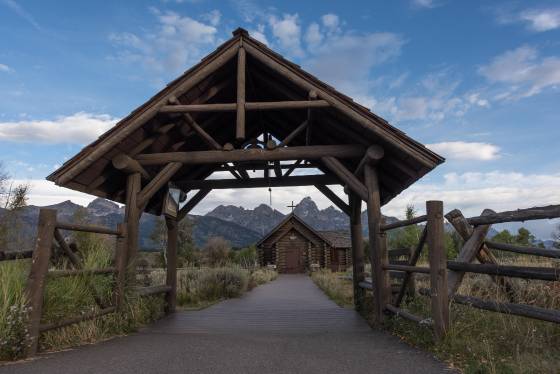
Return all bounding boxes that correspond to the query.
[159,100,330,113]
[176,174,338,190]
[135,144,365,166]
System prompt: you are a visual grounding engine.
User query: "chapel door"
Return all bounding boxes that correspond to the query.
[284,246,304,273]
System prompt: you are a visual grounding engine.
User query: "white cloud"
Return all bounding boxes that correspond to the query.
[304,22,323,48]
[304,32,404,98]
[0,63,13,73]
[268,13,303,57]
[249,24,269,45]
[0,112,117,144]
[200,9,221,27]
[426,141,501,161]
[520,8,560,31]
[499,7,560,32]
[383,171,560,237]
[479,45,560,99]
[16,179,97,207]
[321,13,340,32]
[1,0,41,31]
[411,0,440,9]
[109,9,218,74]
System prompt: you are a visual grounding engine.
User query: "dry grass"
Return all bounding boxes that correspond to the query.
[0,246,166,361]
[149,266,278,309]
[311,257,560,374]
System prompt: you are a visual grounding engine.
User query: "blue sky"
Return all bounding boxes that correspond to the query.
[0,0,559,236]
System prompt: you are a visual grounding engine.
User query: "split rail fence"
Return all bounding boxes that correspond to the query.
[8,208,176,357]
[358,201,560,341]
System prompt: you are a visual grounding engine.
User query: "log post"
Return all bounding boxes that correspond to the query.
[24,208,57,357]
[114,223,127,311]
[350,193,365,311]
[236,46,246,141]
[447,209,494,297]
[125,173,142,267]
[165,217,178,314]
[364,164,390,323]
[426,200,449,341]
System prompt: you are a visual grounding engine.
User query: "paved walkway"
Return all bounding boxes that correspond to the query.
[1,275,453,373]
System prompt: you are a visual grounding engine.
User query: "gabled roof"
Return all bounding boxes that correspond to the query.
[256,213,339,248]
[48,28,444,213]
[318,231,351,249]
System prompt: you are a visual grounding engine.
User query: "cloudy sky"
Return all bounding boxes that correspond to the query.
[0,0,559,236]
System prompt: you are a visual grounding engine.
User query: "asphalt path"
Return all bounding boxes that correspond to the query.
[1,274,455,373]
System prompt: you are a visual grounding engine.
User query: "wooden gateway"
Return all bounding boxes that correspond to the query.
[46,28,444,323]
[257,214,351,273]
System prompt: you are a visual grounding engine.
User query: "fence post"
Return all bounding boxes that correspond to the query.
[165,216,178,314]
[426,200,449,341]
[24,208,57,357]
[114,223,127,311]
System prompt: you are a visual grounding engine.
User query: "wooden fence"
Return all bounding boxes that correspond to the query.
[360,202,560,341]
[16,208,173,357]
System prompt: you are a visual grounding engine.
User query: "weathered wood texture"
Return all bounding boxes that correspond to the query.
[381,215,427,231]
[56,222,121,236]
[158,100,330,113]
[446,262,560,281]
[314,184,351,216]
[426,200,449,340]
[447,209,493,297]
[135,145,365,166]
[236,47,246,141]
[0,249,34,261]
[365,165,390,323]
[177,175,338,190]
[165,217,178,314]
[445,208,515,300]
[485,241,560,259]
[466,204,560,226]
[322,156,368,201]
[24,209,57,357]
[394,227,426,308]
[452,294,560,324]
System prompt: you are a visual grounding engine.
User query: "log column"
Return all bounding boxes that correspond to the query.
[124,173,142,267]
[350,193,365,311]
[165,216,178,314]
[364,164,390,323]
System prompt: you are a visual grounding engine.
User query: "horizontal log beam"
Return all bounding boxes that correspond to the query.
[39,306,117,332]
[159,100,330,113]
[135,145,364,166]
[0,250,34,261]
[177,174,339,190]
[446,261,560,281]
[452,294,560,324]
[112,154,150,179]
[47,268,117,278]
[56,222,121,236]
[383,264,430,274]
[467,205,560,226]
[385,304,433,326]
[381,215,428,231]
[485,241,560,259]
[212,161,315,172]
[136,285,172,297]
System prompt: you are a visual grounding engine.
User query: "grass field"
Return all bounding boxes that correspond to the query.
[311,258,560,374]
[1,249,277,361]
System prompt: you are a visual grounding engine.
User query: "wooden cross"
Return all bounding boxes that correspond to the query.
[287,201,296,212]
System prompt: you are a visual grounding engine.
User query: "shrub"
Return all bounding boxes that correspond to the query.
[250,268,278,286]
[0,260,30,360]
[204,237,231,266]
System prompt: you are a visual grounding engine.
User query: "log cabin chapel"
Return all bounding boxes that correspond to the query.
[257,213,352,273]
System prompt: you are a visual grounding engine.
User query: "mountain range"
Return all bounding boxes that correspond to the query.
[0,196,374,251]
[1,196,556,252]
